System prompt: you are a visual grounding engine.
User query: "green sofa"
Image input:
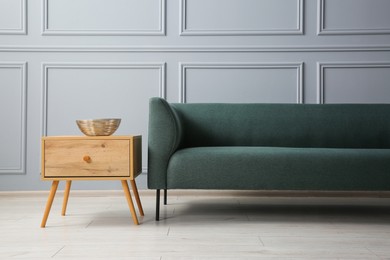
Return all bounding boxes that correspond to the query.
[148,97,390,220]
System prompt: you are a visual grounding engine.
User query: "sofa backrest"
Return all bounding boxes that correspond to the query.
[171,102,390,149]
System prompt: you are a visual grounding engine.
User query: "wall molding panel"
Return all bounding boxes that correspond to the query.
[180,0,303,36]
[1,0,390,190]
[42,0,166,36]
[0,0,26,35]
[318,0,390,35]
[41,62,166,136]
[180,62,303,103]
[0,62,27,174]
[2,45,390,53]
[317,62,390,104]
[0,44,390,53]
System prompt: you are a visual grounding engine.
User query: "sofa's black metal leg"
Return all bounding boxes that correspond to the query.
[156,189,160,221]
[164,189,167,205]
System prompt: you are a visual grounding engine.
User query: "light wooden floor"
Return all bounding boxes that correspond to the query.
[1,190,390,259]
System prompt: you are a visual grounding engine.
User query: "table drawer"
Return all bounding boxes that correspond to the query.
[43,139,130,178]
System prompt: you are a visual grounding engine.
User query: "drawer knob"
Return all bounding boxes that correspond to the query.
[83,155,92,163]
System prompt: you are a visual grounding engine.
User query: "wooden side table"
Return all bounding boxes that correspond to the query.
[40,135,144,228]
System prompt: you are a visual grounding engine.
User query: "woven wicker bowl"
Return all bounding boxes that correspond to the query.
[76,118,121,136]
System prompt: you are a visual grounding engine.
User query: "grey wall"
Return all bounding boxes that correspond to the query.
[1,0,390,191]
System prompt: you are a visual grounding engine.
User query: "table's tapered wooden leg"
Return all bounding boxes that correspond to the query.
[41,181,59,228]
[121,180,139,225]
[61,180,72,216]
[130,180,144,216]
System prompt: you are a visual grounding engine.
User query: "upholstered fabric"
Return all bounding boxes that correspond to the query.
[171,103,390,149]
[148,97,390,191]
[167,147,390,190]
[147,97,183,188]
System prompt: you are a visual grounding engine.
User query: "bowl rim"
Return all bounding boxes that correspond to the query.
[76,118,121,122]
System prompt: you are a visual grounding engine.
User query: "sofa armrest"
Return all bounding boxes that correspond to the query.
[148,97,183,189]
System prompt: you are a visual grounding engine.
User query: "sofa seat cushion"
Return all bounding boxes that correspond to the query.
[167,147,390,190]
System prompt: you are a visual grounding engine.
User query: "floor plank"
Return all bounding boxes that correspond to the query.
[0,190,389,259]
